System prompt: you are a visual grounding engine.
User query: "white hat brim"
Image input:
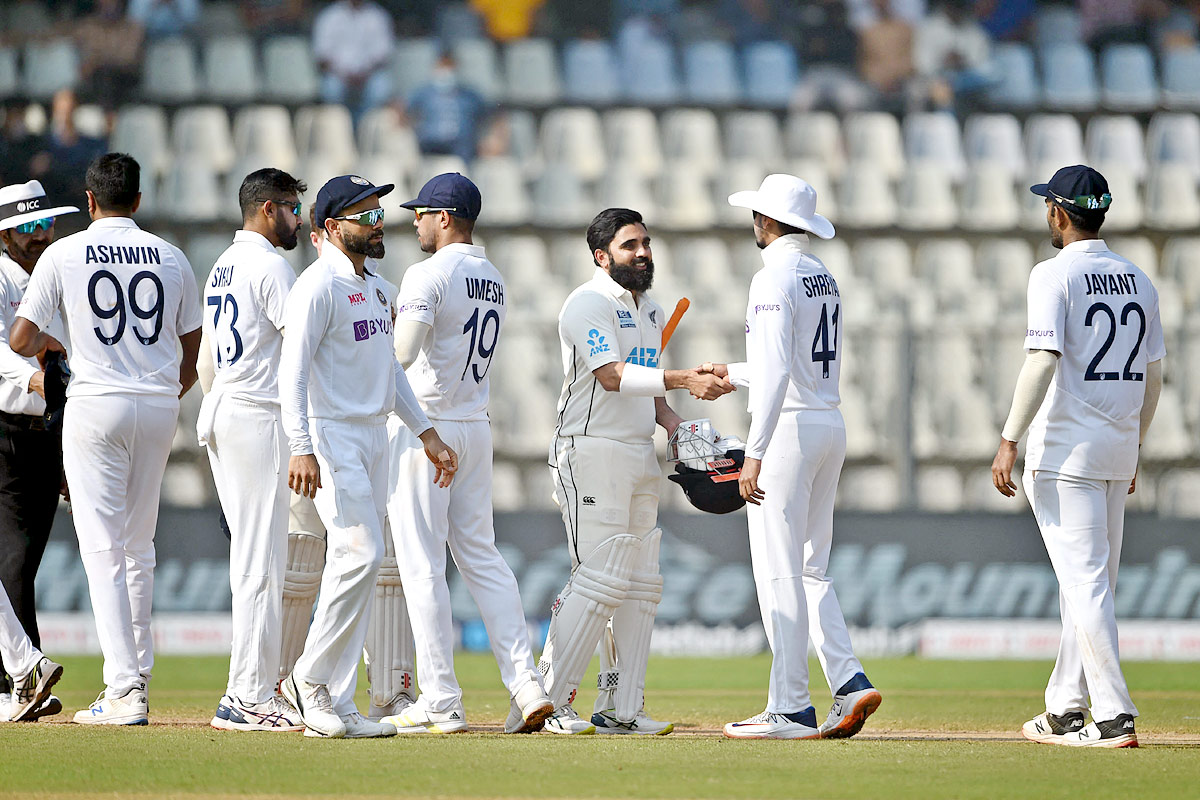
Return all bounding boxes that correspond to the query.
[0,205,79,231]
[728,191,835,240]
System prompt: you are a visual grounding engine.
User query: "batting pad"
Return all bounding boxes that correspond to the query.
[364,529,415,709]
[279,531,325,681]
[611,528,663,722]
[540,533,639,709]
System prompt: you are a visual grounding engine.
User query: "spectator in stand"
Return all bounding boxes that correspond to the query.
[0,103,41,188]
[791,1,875,112]
[403,54,488,162]
[126,0,199,38]
[75,0,145,112]
[1156,0,1200,50]
[857,0,915,111]
[241,0,310,36]
[27,90,107,211]
[913,0,994,113]
[716,0,776,45]
[469,0,546,40]
[313,0,395,126]
[974,0,1035,41]
[1082,0,1169,48]
[845,0,927,30]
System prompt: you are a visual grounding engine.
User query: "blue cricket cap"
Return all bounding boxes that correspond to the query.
[400,173,481,221]
[1030,165,1112,210]
[314,174,394,229]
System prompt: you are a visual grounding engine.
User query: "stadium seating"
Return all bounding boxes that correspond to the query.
[263,36,320,105]
[453,37,501,101]
[504,39,560,106]
[392,37,439,100]
[742,41,799,108]
[202,35,259,103]
[22,39,77,100]
[1040,42,1100,111]
[142,38,200,103]
[986,43,1039,109]
[561,39,620,105]
[1101,43,1160,111]
[1162,46,1200,110]
[683,41,740,106]
[1084,115,1147,179]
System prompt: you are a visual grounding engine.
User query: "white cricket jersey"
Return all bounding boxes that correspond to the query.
[726,235,843,460]
[552,267,664,450]
[203,230,296,406]
[0,254,67,415]
[1023,238,1165,480]
[17,217,202,401]
[395,242,505,421]
[278,244,430,456]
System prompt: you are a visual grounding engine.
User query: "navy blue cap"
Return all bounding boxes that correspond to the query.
[1030,165,1112,210]
[314,175,394,229]
[400,173,481,221]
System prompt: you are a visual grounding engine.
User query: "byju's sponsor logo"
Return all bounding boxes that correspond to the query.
[354,320,370,341]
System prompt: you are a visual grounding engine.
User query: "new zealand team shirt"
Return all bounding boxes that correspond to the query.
[1023,239,1165,480]
[279,244,430,456]
[203,230,295,405]
[553,267,663,447]
[395,242,505,422]
[17,217,201,401]
[726,234,844,461]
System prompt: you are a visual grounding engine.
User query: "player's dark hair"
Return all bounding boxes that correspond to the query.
[85,152,140,212]
[1057,201,1106,236]
[587,207,644,266]
[239,168,307,221]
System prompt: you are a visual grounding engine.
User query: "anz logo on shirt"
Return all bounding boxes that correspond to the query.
[616,309,637,329]
[353,317,393,342]
[587,328,610,356]
[626,346,659,367]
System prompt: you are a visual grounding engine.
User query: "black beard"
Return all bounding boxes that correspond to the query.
[610,259,654,292]
[275,215,299,250]
[344,228,385,259]
[4,236,48,268]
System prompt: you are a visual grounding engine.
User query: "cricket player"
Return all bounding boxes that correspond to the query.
[278,174,458,739]
[379,173,552,735]
[11,152,202,725]
[540,207,733,735]
[704,174,881,740]
[992,165,1163,749]
[199,168,307,732]
[0,179,76,721]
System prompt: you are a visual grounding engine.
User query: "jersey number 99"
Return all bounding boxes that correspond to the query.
[88,269,165,346]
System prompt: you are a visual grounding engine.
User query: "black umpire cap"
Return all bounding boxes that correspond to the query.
[314,174,394,229]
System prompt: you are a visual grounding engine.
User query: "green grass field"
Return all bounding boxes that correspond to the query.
[2,654,1198,799]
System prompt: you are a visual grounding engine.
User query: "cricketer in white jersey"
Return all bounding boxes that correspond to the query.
[711,174,881,741]
[197,168,307,733]
[12,153,202,726]
[540,207,732,735]
[0,579,62,722]
[381,173,552,735]
[994,166,1163,749]
[277,175,457,740]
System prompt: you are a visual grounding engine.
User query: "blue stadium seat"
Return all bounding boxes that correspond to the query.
[142,38,199,103]
[1100,44,1159,111]
[504,39,560,106]
[0,46,18,97]
[263,36,320,104]
[392,38,439,102]
[1040,42,1099,111]
[203,35,259,103]
[1162,47,1200,110]
[743,42,798,108]
[561,39,619,104]
[620,38,680,105]
[683,41,740,106]
[452,37,501,101]
[1034,4,1083,48]
[986,43,1038,109]
[22,39,78,100]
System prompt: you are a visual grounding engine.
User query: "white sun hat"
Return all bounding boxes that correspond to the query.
[727,173,835,240]
[0,180,79,232]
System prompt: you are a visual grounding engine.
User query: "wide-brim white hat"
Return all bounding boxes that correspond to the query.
[728,173,835,240]
[0,180,79,231]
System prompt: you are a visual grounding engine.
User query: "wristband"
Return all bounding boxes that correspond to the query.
[618,363,666,396]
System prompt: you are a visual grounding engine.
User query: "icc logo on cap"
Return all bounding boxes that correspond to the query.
[16,199,39,213]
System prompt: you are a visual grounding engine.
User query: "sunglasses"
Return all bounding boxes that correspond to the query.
[15,217,54,234]
[334,207,385,226]
[414,207,454,218]
[259,198,302,217]
[1050,191,1112,210]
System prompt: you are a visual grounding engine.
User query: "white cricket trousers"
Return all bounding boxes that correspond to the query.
[203,395,289,705]
[1023,469,1137,721]
[63,394,177,698]
[0,578,39,679]
[388,417,539,711]
[747,413,862,714]
[296,418,387,716]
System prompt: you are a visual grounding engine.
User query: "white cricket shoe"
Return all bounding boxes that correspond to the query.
[819,672,882,739]
[211,694,304,732]
[9,657,63,722]
[340,711,397,738]
[1021,710,1086,744]
[592,708,674,736]
[382,695,468,734]
[368,692,415,723]
[724,709,820,740]
[1058,714,1138,748]
[73,686,149,726]
[281,674,346,738]
[504,679,554,734]
[541,704,596,735]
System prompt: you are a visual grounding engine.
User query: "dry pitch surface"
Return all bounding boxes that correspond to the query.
[1,654,1198,799]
